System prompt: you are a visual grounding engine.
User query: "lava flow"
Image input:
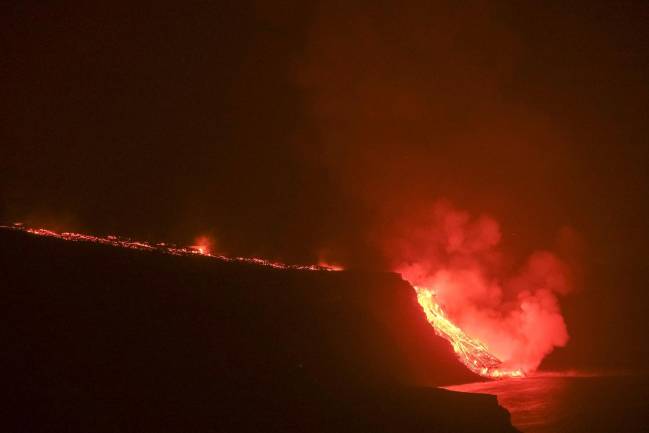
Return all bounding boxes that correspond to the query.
[5,225,340,271]
[415,286,523,378]
[4,223,522,379]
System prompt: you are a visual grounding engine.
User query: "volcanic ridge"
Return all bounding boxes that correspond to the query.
[2,227,519,433]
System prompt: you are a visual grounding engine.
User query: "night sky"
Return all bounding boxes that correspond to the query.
[2,1,648,371]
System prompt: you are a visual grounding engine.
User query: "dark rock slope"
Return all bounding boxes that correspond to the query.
[1,228,518,433]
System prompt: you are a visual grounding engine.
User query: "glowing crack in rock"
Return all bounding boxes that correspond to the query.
[4,223,520,379]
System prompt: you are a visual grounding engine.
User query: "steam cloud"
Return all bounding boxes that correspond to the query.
[387,200,571,372]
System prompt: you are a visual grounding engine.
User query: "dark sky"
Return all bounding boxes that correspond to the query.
[2,1,648,371]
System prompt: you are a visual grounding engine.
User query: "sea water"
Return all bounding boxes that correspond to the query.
[445,373,649,433]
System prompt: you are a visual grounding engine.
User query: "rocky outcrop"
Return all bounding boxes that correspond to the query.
[2,228,518,432]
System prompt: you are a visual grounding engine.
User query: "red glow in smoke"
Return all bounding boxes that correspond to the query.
[191,236,214,255]
[388,200,573,374]
[317,260,344,271]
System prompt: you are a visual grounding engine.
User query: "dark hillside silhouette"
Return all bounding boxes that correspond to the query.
[2,229,518,432]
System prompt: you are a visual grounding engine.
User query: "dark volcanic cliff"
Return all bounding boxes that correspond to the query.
[1,228,518,433]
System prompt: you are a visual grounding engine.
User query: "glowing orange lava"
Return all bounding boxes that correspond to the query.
[5,223,521,379]
[9,225,338,271]
[414,286,524,379]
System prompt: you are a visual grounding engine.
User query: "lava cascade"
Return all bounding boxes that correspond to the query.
[415,286,523,378]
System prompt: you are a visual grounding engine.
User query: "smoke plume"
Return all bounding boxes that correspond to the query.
[385,200,572,372]
[297,1,577,371]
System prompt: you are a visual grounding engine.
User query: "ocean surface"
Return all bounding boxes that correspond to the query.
[444,374,649,433]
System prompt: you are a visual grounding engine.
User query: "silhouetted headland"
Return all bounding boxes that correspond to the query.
[2,228,519,432]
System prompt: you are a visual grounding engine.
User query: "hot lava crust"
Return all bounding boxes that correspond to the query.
[1,227,520,433]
